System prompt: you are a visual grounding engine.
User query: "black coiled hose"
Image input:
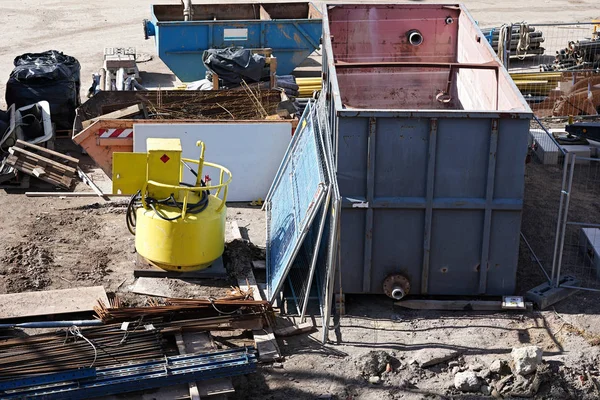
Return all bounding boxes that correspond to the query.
[126,181,210,235]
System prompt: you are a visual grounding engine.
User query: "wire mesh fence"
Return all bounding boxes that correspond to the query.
[519,119,566,290]
[485,22,600,119]
[554,155,600,291]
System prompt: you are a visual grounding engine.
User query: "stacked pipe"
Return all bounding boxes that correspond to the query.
[510,72,562,96]
[296,77,322,97]
[542,39,600,71]
[481,25,545,56]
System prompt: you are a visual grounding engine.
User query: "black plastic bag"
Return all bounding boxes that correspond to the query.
[5,50,81,130]
[202,47,267,88]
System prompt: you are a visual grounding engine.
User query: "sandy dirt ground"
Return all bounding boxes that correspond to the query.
[1,1,600,399]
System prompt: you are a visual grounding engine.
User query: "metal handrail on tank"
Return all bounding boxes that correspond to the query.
[141,141,232,216]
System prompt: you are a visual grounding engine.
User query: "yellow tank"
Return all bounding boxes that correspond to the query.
[119,138,232,271]
[135,193,226,271]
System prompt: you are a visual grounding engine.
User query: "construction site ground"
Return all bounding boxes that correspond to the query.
[1,1,600,399]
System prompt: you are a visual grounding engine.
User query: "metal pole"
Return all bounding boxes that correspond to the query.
[550,154,570,284]
[0,320,104,329]
[555,154,576,287]
[520,232,552,283]
[301,185,331,321]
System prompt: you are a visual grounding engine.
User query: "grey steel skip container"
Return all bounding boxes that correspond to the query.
[322,4,533,296]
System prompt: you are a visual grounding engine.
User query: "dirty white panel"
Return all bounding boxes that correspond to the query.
[134,122,291,202]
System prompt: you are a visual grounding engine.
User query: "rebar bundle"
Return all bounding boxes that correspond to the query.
[94,297,271,323]
[0,324,165,379]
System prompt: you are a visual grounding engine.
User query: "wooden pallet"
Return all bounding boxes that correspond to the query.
[6,140,79,189]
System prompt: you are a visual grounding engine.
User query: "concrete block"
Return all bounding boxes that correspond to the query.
[529,129,560,164]
[526,275,579,309]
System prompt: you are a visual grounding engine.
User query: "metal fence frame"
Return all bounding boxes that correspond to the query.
[552,153,600,292]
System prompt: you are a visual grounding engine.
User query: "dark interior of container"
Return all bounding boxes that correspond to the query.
[153,3,319,21]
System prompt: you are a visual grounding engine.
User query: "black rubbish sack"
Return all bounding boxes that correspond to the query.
[5,50,81,131]
[202,47,267,88]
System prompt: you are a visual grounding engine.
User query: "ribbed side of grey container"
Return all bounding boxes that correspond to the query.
[322,4,533,296]
[335,116,529,295]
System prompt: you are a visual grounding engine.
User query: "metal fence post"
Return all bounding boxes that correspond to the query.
[555,153,576,287]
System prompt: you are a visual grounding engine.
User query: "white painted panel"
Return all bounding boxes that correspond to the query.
[224,28,248,41]
[134,122,291,202]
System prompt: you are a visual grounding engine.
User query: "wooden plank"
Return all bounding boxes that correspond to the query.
[274,322,314,337]
[0,286,108,320]
[32,167,46,177]
[82,104,144,129]
[9,146,76,176]
[15,140,79,167]
[7,155,73,189]
[134,254,227,279]
[175,333,201,400]
[7,156,73,188]
[394,299,533,311]
[238,270,281,362]
[183,332,235,398]
[25,192,130,197]
[230,220,243,241]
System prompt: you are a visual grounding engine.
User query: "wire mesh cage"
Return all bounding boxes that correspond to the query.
[486,22,600,119]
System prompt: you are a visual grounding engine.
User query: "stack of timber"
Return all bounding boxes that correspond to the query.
[5,140,78,189]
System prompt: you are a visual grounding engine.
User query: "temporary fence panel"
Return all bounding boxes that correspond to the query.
[133,122,291,202]
[266,103,328,303]
[315,94,341,344]
[553,154,600,292]
[518,117,567,286]
[286,96,341,325]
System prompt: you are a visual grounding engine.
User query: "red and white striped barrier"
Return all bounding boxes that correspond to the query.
[98,128,133,138]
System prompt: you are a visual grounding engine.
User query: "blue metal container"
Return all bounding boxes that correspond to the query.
[145,2,322,82]
[322,4,533,296]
